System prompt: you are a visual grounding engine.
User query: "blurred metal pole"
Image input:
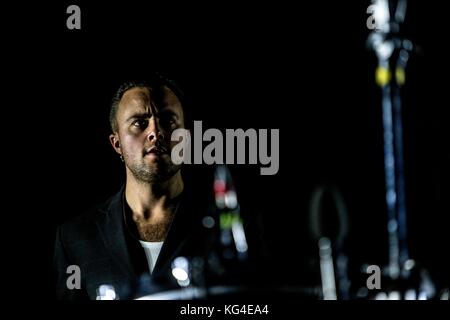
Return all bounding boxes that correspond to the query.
[392,40,413,267]
[367,0,411,279]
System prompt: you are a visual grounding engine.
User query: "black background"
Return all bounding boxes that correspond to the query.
[5,1,449,300]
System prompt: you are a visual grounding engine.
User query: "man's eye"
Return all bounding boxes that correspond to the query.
[133,119,148,129]
[161,116,177,129]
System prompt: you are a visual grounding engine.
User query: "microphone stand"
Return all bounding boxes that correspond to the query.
[368,0,411,280]
[367,1,436,299]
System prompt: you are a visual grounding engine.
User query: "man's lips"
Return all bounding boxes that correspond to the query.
[144,146,168,156]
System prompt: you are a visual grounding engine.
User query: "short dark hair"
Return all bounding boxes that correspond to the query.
[110,73,185,133]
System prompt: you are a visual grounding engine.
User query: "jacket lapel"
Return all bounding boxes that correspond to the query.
[95,187,135,280]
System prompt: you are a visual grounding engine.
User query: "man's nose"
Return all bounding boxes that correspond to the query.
[146,118,163,142]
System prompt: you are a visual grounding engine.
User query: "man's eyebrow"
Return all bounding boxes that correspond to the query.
[159,109,179,117]
[125,113,151,123]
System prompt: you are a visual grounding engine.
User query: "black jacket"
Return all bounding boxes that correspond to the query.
[54,186,209,300]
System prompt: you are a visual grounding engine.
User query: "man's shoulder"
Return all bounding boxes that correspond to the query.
[58,189,121,234]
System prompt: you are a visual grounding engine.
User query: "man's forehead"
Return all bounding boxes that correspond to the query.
[119,86,181,113]
[121,87,152,107]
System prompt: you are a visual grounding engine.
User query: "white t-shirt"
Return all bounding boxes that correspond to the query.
[139,241,164,274]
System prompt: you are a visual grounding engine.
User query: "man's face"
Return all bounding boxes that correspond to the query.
[111,86,185,183]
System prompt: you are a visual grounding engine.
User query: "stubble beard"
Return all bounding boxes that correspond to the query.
[127,156,181,184]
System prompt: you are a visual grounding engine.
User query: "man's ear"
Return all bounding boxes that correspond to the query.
[109,133,122,156]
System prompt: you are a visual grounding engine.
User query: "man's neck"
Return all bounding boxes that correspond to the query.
[125,171,184,224]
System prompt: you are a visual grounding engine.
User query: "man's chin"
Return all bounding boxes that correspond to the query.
[143,153,172,165]
[131,163,180,184]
